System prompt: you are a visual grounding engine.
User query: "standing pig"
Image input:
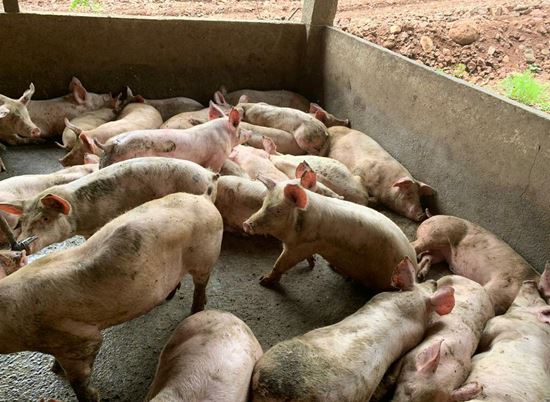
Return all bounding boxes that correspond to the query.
[252,260,455,402]
[0,249,27,279]
[450,280,550,402]
[59,101,163,166]
[146,310,263,402]
[328,126,435,221]
[0,157,217,254]
[125,87,203,120]
[236,102,330,156]
[0,84,42,145]
[411,214,539,314]
[0,192,223,402]
[97,103,251,171]
[378,275,494,402]
[242,178,417,289]
[60,108,118,150]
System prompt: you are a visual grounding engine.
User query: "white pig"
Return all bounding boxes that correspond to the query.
[252,259,455,401]
[218,87,311,111]
[125,86,203,120]
[61,107,118,150]
[241,121,305,155]
[0,84,42,145]
[160,108,209,130]
[146,310,263,402]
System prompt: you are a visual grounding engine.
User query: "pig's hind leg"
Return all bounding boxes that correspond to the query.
[259,244,313,287]
[417,251,446,280]
[190,271,211,314]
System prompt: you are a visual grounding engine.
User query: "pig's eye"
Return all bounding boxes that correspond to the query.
[41,216,50,224]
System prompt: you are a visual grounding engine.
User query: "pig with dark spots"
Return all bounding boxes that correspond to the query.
[61,108,117,150]
[98,103,251,171]
[0,192,223,402]
[125,86,203,120]
[0,250,27,279]
[411,214,539,315]
[450,280,550,402]
[28,77,117,138]
[252,260,455,402]
[0,83,42,145]
[218,87,311,111]
[241,121,306,155]
[328,126,435,221]
[59,102,163,166]
[0,157,217,254]
[235,102,329,156]
[376,276,494,402]
[146,310,262,402]
[0,164,98,245]
[264,137,369,205]
[243,178,416,289]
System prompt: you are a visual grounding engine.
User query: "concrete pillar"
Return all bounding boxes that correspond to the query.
[302,0,338,26]
[3,0,20,13]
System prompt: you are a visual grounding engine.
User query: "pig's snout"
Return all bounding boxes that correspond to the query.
[243,221,255,235]
[31,127,41,137]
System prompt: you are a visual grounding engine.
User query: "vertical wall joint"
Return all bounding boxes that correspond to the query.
[302,0,338,26]
[3,0,20,13]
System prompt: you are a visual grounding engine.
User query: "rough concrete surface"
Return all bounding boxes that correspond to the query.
[0,145,424,401]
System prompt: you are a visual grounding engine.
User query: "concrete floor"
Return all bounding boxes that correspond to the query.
[0,145,432,402]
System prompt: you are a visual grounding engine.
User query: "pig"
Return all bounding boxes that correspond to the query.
[378,276,494,402]
[125,87,203,120]
[539,261,550,303]
[0,192,223,402]
[242,178,417,289]
[235,102,330,156]
[220,159,249,178]
[328,126,435,221]
[0,249,27,279]
[252,259,455,402]
[160,108,209,130]
[449,280,550,402]
[28,77,117,138]
[0,83,42,145]
[97,103,251,171]
[0,157,218,254]
[309,103,350,128]
[0,164,98,245]
[59,102,163,166]
[411,214,539,315]
[60,108,118,149]
[241,121,306,155]
[146,310,263,402]
[218,87,311,111]
[264,137,369,205]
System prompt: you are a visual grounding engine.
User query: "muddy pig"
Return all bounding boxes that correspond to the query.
[0,84,42,145]
[252,259,455,401]
[61,108,118,150]
[328,126,435,221]
[0,157,217,254]
[450,280,550,401]
[376,275,494,402]
[0,250,27,279]
[0,192,223,402]
[146,310,263,402]
[411,214,539,314]
[0,164,98,245]
[126,86,203,120]
[98,103,251,171]
[236,102,329,156]
[59,101,163,166]
[242,121,305,155]
[243,178,417,289]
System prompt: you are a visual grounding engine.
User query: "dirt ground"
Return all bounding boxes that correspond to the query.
[15,0,550,89]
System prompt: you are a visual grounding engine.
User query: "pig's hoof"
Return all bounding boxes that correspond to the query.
[259,275,278,288]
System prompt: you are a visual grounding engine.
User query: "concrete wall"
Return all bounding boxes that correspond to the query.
[317,27,550,271]
[0,13,306,103]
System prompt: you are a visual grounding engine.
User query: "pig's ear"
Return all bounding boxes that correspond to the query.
[419,181,435,196]
[257,175,276,191]
[536,306,550,324]
[208,101,225,120]
[393,177,414,189]
[79,133,95,153]
[93,138,106,151]
[71,77,88,105]
[238,95,250,104]
[300,169,317,190]
[83,153,99,164]
[126,86,134,98]
[295,161,312,179]
[0,105,9,119]
[228,108,241,129]
[391,256,416,291]
[18,83,35,106]
[311,104,328,124]
[40,194,71,215]
[415,339,443,374]
[309,102,322,114]
[430,285,455,316]
[284,184,308,210]
[0,201,24,216]
[538,261,550,302]
[262,136,277,155]
[213,91,228,106]
[450,382,482,401]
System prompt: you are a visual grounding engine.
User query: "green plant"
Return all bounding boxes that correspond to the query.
[501,70,550,112]
[70,0,102,12]
[452,63,467,79]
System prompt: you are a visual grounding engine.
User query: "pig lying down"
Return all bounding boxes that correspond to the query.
[451,280,550,401]
[0,192,223,402]
[243,178,417,290]
[252,260,455,401]
[146,310,262,402]
[125,86,203,120]
[0,83,42,145]
[412,214,539,314]
[61,108,118,150]
[0,157,217,254]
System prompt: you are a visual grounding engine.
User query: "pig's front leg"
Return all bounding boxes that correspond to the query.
[260,244,314,287]
[190,272,210,314]
[3,134,45,146]
[417,251,445,280]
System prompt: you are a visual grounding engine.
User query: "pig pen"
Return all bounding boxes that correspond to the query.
[0,7,549,402]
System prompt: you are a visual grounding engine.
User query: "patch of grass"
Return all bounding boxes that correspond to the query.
[452,63,467,79]
[70,0,102,12]
[501,70,550,112]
